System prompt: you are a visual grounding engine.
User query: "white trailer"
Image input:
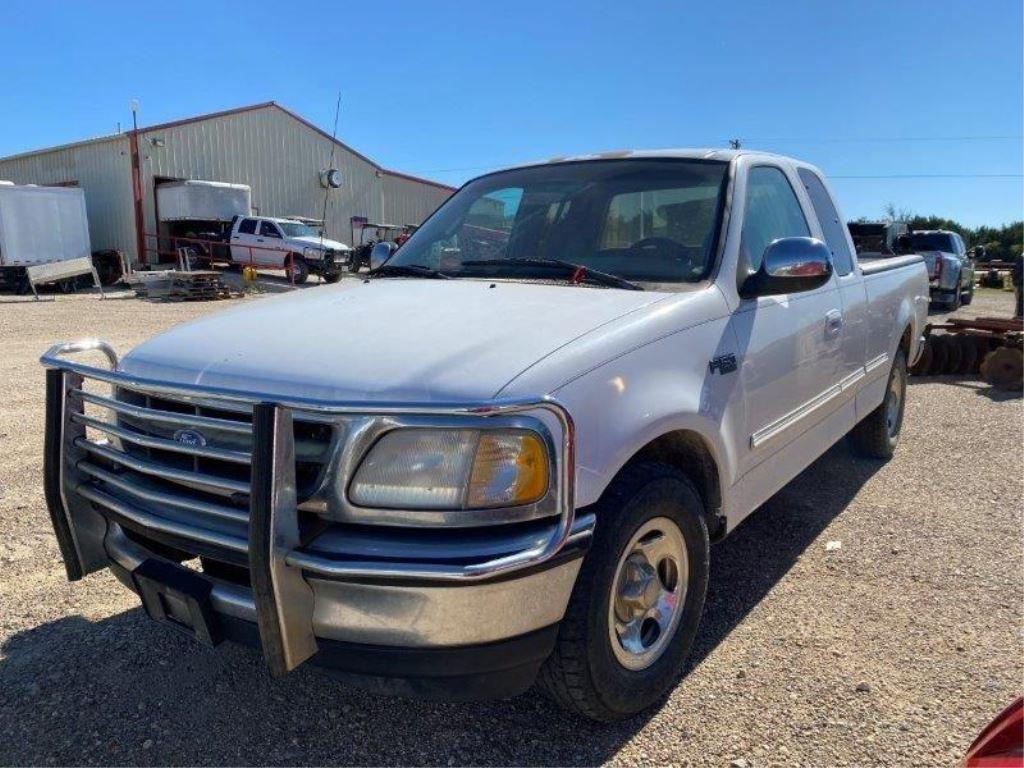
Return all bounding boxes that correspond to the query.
[155,180,251,263]
[156,180,251,223]
[0,184,105,297]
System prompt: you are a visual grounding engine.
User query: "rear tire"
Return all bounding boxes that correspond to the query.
[850,348,907,460]
[537,462,710,722]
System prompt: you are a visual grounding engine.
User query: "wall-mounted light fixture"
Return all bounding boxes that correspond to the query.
[149,137,165,148]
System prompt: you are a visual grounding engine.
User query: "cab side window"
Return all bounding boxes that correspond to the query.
[741,166,810,273]
[260,221,282,238]
[798,168,855,276]
[238,218,257,235]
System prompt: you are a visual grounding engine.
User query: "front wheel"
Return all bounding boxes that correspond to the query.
[288,255,310,284]
[537,462,710,721]
[850,348,907,459]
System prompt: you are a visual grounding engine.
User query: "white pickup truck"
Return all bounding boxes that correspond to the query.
[224,215,352,283]
[41,150,928,721]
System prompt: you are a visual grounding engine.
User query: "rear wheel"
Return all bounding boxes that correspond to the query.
[850,348,907,459]
[538,462,709,722]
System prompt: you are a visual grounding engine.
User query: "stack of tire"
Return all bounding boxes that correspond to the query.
[909,333,1023,391]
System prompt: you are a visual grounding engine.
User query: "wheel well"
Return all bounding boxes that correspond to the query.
[629,430,724,539]
[900,324,913,357]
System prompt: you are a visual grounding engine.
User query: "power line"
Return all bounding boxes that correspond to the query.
[744,134,1022,144]
[831,173,1023,179]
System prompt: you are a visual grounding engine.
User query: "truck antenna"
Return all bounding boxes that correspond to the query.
[318,92,343,262]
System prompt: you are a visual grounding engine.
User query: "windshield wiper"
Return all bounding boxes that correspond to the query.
[460,259,643,291]
[370,263,450,280]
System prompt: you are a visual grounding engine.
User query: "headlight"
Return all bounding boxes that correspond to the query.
[349,428,549,510]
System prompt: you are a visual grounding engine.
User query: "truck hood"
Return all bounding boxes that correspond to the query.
[120,279,669,403]
[289,235,351,251]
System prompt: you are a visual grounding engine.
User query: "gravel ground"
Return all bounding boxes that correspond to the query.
[0,286,1020,767]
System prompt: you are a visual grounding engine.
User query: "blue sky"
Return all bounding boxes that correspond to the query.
[2,0,1021,227]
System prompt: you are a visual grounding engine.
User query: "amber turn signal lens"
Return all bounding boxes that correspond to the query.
[467,431,549,508]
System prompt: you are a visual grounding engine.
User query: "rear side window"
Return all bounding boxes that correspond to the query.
[741,166,810,272]
[798,169,854,275]
[238,218,257,235]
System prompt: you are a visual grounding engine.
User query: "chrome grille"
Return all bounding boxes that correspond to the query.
[70,384,333,546]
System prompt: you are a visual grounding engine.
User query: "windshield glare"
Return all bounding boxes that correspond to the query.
[388,159,729,285]
[278,222,320,238]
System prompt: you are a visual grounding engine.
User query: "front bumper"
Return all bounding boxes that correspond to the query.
[41,339,592,694]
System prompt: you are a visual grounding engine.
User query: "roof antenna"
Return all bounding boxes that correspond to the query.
[729,138,742,149]
[318,92,342,268]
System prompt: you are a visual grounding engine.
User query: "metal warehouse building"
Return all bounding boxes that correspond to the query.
[0,102,454,265]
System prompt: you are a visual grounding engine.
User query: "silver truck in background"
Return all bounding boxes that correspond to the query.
[897,229,975,310]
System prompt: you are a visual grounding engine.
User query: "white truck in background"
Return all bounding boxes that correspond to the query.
[0,183,120,295]
[157,180,351,283]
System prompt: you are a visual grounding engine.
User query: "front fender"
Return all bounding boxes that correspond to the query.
[549,316,742,517]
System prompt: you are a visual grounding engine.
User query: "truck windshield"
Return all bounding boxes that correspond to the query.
[908,233,956,253]
[386,159,729,285]
[278,222,320,238]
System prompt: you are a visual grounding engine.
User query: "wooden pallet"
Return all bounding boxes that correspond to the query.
[129,270,235,301]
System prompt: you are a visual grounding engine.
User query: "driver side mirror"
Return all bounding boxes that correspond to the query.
[740,237,833,298]
[369,241,396,271]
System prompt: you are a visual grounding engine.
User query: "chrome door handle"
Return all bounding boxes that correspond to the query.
[825,309,843,336]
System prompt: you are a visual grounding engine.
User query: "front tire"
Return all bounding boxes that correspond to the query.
[537,462,710,721]
[289,255,310,285]
[850,348,907,459]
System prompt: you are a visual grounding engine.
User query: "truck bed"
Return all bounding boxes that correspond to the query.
[859,253,924,276]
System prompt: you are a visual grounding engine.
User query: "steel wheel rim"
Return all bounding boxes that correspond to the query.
[886,366,904,437]
[607,516,688,671]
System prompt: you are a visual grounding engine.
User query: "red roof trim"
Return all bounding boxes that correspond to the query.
[135,101,456,193]
[134,102,278,134]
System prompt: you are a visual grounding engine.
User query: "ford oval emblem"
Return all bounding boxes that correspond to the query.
[173,428,207,448]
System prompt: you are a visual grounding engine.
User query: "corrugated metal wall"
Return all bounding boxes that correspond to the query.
[0,105,452,264]
[381,173,451,227]
[139,107,451,257]
[0,136,135,256]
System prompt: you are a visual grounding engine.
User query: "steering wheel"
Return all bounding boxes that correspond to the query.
[628,237,696,279]
[631,237,685,254]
